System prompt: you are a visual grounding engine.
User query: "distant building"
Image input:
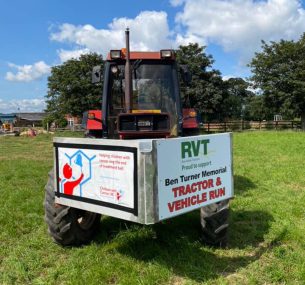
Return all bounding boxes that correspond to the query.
[0,113,17,124]
[0,114,16,132]
[15,112,47,127]
[65,114,82,128]
[0,112,47,128]
[274,114,283,121]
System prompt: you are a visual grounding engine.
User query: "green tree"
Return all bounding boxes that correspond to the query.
[45,53,104,122]
[249,34,305,128]
[245,95,273,121]
[175,43,227,120]
[223,78,255,119]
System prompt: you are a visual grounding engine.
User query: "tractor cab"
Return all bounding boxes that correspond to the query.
[104,50,182,139]
[85,30,197,139]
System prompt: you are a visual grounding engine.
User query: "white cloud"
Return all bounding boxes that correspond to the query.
[50,11,173,58]
[6,61,50,82]
[222,74,236,81]
[170,0,186,7]
[57,48,90,62]
[175,33,205,47]
[0,99,46,113]
[7,2,305,86]
[173,0,305,63]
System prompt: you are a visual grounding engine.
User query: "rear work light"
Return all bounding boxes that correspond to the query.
[110,50,122,59]
[160,49,173,58]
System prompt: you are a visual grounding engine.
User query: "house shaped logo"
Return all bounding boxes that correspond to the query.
[59,150,96,197]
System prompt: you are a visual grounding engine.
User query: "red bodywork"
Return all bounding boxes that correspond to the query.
[86,110,102,130]
[107,51,175,61]
[182,108,199,129]
[86,109,199,133]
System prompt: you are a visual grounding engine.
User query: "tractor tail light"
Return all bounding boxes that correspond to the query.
[88,113,95,120]
[189,111,197,118]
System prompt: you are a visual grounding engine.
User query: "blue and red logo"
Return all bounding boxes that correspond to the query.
[59,150,96,196]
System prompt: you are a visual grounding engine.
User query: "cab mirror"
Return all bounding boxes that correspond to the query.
[92,66,103,83]
[180,65,192,86]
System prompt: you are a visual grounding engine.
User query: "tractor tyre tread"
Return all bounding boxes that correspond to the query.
[200,199,230,247]
[44,169,101,246]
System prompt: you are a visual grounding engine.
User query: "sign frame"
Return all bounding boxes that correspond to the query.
[156,133,233,221]
[54,142,138,216]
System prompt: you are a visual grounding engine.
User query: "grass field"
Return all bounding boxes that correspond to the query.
[0,131,304,285]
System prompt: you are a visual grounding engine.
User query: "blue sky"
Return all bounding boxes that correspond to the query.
[1,0,305,113]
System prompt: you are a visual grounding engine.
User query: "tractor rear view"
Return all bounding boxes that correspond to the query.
[44,29,233,247]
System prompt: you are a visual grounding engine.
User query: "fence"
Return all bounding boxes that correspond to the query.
[202,120,302,132]
[17,121,302,134]
[49,124,84,132]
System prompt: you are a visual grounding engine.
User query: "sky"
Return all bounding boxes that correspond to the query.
[1,0,305,113]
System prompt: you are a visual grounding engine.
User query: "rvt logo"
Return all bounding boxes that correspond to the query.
[181,139,210,159]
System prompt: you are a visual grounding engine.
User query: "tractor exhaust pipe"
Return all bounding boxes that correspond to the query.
[125,28,132,113]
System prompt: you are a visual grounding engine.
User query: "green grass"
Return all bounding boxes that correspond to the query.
[0,131,304,284]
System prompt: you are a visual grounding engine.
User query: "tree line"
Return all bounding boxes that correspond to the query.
[45,34,305,128]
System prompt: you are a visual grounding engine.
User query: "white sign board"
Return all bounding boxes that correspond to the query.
[55,144,137,215]
[157,133,233,220]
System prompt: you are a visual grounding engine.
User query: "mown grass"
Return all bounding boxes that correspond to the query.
[0,131,304,284]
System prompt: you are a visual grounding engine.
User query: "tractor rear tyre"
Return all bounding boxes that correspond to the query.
[200,199,230,247]
[44,169,101,246]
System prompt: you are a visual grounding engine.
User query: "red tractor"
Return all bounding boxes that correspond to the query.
[83,45,199,138]
[44,29,230,247]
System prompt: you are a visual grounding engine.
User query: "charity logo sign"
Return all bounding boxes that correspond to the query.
[157,133,233,220]
[56,146,135,211]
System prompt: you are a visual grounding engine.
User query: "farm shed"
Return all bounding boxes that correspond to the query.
[15,112,47,127]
